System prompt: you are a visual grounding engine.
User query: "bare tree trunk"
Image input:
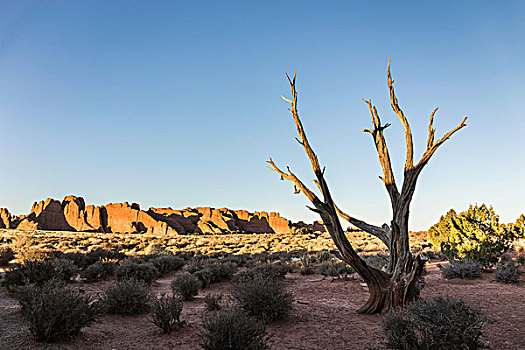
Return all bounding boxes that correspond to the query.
[268,61,466,314]
[361,259,424,314]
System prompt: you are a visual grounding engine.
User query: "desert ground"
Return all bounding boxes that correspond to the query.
[1,261,524,349]
[0,229,524,350]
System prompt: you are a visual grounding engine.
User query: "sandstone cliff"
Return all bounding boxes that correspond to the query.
[148,207,291,234]
[0,208,13,229]
[8,195,325,235]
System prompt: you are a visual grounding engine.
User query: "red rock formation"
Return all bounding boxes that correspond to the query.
[113,202,175,234]
[147,207,291,234]
[268,212,290,234]
[63,196,94,231]
[9,195,313,235]
[85,205,105,232]
[0,208,12,228]
[17,198,74,231]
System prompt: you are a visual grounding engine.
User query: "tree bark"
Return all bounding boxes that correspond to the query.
[360,256,424,314]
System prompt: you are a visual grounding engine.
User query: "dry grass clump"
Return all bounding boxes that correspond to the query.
[151,294,183,333]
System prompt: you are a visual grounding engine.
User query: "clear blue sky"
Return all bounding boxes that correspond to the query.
[0,1,523,230]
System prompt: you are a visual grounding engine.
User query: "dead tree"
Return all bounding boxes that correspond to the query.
[267,60,467,314]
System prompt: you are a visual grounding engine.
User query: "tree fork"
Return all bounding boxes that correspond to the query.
[268,61,467,313]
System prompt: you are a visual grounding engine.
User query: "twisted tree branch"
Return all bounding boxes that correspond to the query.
[313,178,392,249]
[362,99,400,206]
[417,115,468,169]
[335,206,392,249]
[269,73,385,283]
[387,58,414,171]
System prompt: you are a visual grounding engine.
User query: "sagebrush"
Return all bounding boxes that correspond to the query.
[103,278,151,314]
[15,282,100,342]
[151,294,183,333]
[201,308,270,350]
[382,296,486,350]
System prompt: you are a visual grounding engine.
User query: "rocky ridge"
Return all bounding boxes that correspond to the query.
[0,196,325,235]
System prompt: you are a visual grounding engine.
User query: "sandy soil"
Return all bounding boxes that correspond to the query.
[0,262,524,350]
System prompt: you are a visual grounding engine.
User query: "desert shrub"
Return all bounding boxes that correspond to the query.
[61,252,92,269]
[3,260,56,290]
[215,262,238,279]
[234,263,287,283]
[177,251,195,261]
[193,268,216,288]
[80,261,114,282]
[518,253,525,265]
[86,248,127,263]
[383,308,418,350]
[204,293,223,311]
[61,249,126,269]
[0,246,15,266]
[275,260,295,274]
[11,233,49,262]
[15,282,100,342]
[17,247,56,262]
[318,250,335,262]
[150,255,185,275]
[54,259,78,281]
[15,280,64,314]
[382,296,486,350]
[291,226,313,235]
[171,273,201,300]
[193,262,238,287]
[232,274,293,323]
[363,254,388,270]
[115,261,159,284]
[429,204,515,268]
[315,260,353,278]
[201,308,270,350]
[144,243,169,256]
[3,265,27,290]
[246,253,272,267]
[151,294,183,333]
[184,260,208,274]
[223,253,250,267]
[494,262,519,284]
[11,231,36,250]
[438,259,480,279]
[298,251,319,275]
[102,279,151,314]
[270,251,293,262]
